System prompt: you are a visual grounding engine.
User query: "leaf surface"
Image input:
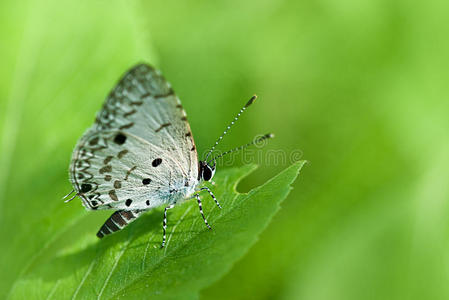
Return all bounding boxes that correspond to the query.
[9,162,305,299]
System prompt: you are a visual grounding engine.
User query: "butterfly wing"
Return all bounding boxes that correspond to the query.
[69,64,199,211]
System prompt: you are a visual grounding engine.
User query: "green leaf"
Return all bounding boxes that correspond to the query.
[8,161,305,299]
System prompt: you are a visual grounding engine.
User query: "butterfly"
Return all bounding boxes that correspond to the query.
[64,63,273,247]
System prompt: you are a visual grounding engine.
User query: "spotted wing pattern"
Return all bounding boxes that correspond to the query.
[69,64,199,211]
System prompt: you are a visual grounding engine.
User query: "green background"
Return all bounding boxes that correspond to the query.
[1,0,448,299]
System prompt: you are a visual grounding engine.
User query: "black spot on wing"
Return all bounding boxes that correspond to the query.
[114,133,126,145]
[80,183,92,193]
[152,158,162,167]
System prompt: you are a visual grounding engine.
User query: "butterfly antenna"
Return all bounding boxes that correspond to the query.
[62,189,77,203]
[208,133,274,164]
[204,95,257,161]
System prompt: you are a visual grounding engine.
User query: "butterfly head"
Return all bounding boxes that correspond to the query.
[199,160,216,182]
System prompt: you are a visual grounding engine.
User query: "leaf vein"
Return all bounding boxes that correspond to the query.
[45,279,60,300]
[98,238,131,300]
[72,257,97,300]
[141,231,157,271]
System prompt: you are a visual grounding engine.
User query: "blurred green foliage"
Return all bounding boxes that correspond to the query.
[1,0,448,299]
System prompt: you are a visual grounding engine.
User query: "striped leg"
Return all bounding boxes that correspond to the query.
[96,210,143,238]
[161,204,175,248]
[200,187,222,209]
[195,194,212,230]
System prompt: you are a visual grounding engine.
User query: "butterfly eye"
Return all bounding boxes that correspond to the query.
[202,165,213,181]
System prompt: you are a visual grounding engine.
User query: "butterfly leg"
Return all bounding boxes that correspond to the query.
[195,194,212,230]
[199,187,222,209]
[161,204,175,248]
